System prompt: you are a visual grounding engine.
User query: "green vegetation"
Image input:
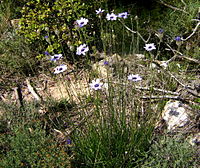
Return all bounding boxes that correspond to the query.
[0,0,199,167]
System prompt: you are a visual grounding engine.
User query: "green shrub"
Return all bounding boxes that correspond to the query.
[0,126,70,168]
[141,135,198,168]
[18,0,104,61]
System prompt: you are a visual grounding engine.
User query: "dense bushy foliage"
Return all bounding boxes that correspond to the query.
[18,0,104,60]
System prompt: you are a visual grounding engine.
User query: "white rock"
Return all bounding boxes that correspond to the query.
[162,101,190,131]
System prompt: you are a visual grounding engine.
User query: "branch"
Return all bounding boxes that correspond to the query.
[182,21,200,41]
[165,43,200,64]
[141,95,180,100]
[120,20,151,43]
[164,71,200,98]
[111,81,179,95]
[26,79,43,102]
[135,86,179,95]
[176,55,200,64]
[157,0,189,14]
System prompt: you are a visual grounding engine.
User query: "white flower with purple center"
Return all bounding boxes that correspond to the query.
[118,12,128,19]
[128,74,142,82]
[76,44,89,55]
[106,13,117,21]
[144,43,156,51]
[89,79,103,90]
[158,28,164,34]
[76,17,89,28]
[54,64,67,74]
[50,54,63,62]
[96,8,105,15]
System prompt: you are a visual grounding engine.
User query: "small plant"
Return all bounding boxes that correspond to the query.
[141,135,199,168]
[0,126,71,168]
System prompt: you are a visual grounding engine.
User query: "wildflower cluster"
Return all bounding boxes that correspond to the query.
[48,8,130,75]
[95,8,129,21]
[46,7,180,85]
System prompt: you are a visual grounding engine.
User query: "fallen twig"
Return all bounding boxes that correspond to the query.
[141,95,180,99]
[111,81,179,95]
[182,21,200,41]
[176,55,200,64]
[26,79,43,102]
[157,0,189,14]
[135,86,179,95]
[163,71,200,98]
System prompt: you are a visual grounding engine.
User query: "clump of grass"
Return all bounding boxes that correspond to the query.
[0,0,199,168]
[70,75,158,167]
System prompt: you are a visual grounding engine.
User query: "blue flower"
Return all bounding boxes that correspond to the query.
[106,13,117,21]
[174,36,182,41]
[104,61,109,65]
[144,43,156,51]
[44,51,50,55]
[50,54,63,62]
[89,79,103,90]
[54,64,67,74]
[44,35,49,39]
[158,28,164,33]
[66,139,72,145]
[76,17,89,28]
[128,74,142,82]
[118,12,128,19]
[96,8,105,15]
[76,44,89,55]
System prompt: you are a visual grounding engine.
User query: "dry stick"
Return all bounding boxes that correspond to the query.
[176,55,200,64]
[157,0,189,14]
[182,21,200,41]
[163,44,200,98]
[181,0,187,11]
[165,43,200,64]
[141,95,180,100]
[135,86,179,95]
[164,70,200,98]
[26,79,43,102]
[13,85,24,107]
[111,81,179,95]
[120,20,151,43]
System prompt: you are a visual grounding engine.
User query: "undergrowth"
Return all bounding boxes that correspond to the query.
[0,0,199,167]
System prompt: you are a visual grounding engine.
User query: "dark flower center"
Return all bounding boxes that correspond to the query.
[80,22,84,25]
[94,84,99,87]
[148,46,152,49]
[110,16,114,19]
[169,109,179,116]
[59,67,63,71]
[81,48,85,52]
[132,77,137,80]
